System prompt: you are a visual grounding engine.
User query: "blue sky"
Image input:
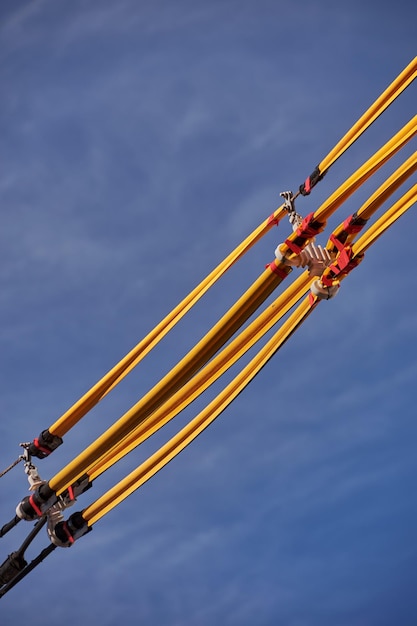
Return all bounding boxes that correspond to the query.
[0,1,416,624]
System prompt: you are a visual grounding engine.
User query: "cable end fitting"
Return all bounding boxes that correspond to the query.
[0,552,27,586]
[50,511,90,548]
[28,430,63,459]
[16,484,57,521]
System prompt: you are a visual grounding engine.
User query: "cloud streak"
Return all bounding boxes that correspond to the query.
[0,2,416,625]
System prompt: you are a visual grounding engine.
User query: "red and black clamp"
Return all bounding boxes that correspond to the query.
[27,429,63,459]
[299,166,325,196]
[51,511,91,548]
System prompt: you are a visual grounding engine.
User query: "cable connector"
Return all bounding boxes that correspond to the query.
[16,483,57,521]
[49,511,90,548]
[27,430,63,459]
[60,474,92,507]
[0,552,27,586]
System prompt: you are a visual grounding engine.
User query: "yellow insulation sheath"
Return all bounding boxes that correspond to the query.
[83,295,318,525]
[52,147,416,491]
[49,205,288,438]
[280,117,417,264]
[356,152,416,221]
[89,153,417,479]
[318,57,417,173]
[49,263,292,494]
[279,118,416,264]
[314,116,416,224]
[328,152,416,250]
[88,271,313,479]
[49,61,416,439]
[351,184,416,255]
[83,187,415,526]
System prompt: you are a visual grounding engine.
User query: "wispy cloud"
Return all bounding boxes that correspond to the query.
[0,1,415,624]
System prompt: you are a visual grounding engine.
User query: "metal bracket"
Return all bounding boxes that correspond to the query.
[280,191,303,231]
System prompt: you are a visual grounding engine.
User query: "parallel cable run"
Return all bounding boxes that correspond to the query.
[25,57,416,453]
[0,57,415,598]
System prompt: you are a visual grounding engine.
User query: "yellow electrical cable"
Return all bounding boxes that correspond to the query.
[318,56,416,174]
[328,151,416,253]
[87,151,417,480]
[48,204,288,438]
[48,130,416,495]
[83,295,318,525]
[88,271,312,479]
[82,185,416,526]
[1,60,415,596]
[279,116,416,262]
[356,152,416,221]
[48,61,416,440]
[49,262,293,494]
[351,184,416,254]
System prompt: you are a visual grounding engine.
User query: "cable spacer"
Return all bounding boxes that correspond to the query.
[275,241,333,276]
[280,212,327,261]
[321,246,365,287]
[329,249,352,275]
[283,238,303,256]
[328,213,369,252]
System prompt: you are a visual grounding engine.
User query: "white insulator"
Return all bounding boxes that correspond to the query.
[311,279,340,300]
[289,211,302,231]
[24,463,44,491]
[274,244,286,263]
